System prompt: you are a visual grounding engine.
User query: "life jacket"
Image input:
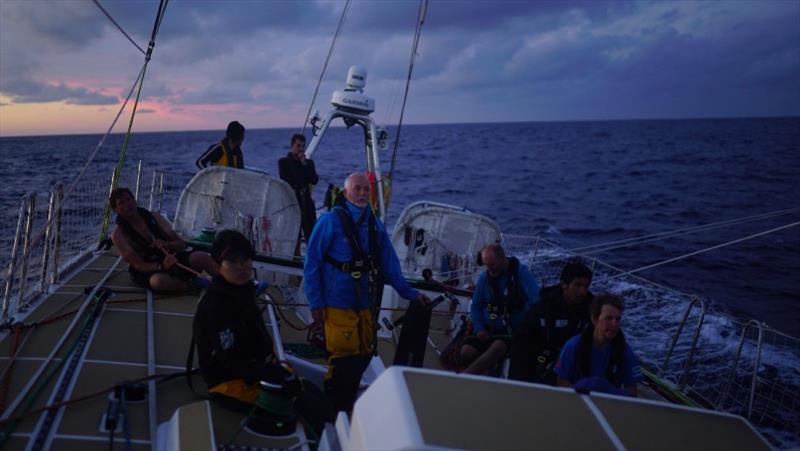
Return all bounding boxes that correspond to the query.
[577,325,627,387]
[486,257,523,322]
[533,286,591,367]
[214,140,239,167]
[116,207,167,264]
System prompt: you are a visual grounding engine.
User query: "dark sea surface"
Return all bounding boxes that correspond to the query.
[1,117,800,446]
[2,117,798,333]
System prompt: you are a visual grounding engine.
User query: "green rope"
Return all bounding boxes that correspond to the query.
[97,63,151,244]
[642,367,700,407]
[97,0,168,244]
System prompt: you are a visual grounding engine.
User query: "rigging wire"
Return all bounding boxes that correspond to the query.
[570,206,800,254]
[300,0,352,135]
[91,0,146,55]
[505,206,800,264]
[598,219,800,283]
[386,0,428,214]
[98,0,170,242]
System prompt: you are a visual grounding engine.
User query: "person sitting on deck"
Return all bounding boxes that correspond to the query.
[509,261,594,383]
[109,187,219,292]
[195,120,246,169]
[554,293,643,397]
[192,230,334,436]
[460,243,540,375]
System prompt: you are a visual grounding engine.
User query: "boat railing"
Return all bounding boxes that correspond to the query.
[719,319,764,419]
[662,295,707,389]
[2,193,36,323]
[0,162,192,325]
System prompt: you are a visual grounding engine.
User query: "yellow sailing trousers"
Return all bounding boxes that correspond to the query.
[323,307,374,379]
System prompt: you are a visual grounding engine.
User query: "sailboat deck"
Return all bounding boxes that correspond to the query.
[0,250,307,450]
[2,246,733,450]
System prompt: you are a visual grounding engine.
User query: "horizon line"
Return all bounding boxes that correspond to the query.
[1,114,798,139]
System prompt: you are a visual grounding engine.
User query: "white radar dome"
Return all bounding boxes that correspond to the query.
[331,65,375,114]
[346,65,367,92]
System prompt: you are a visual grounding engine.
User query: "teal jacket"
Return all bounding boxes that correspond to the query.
[304,201,419,311]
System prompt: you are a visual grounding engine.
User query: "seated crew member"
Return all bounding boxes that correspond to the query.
[554,293,643,397]
[195,121,246,169]
[278,133,319,243]
[193,230,334,435]
[460,243,540,375]
[304,172,431,413]
[110,187,219,292]
[509,261,594,383]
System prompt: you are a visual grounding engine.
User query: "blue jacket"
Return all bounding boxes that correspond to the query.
[554,334,643,392]
[470,261,540,334]
[304,201,419,311]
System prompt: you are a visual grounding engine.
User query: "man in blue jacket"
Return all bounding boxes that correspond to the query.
[304,172,430,412]
[461,243,540,375]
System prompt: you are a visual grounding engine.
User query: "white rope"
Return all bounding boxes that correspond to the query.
[62,65,146,205]
[571,207,800,254]
[512,206,800,266]
[599,220,800,282]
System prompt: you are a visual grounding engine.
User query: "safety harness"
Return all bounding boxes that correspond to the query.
[535,290,581,368]
[486,257,523,329]
[116,207,167,263]
[323,204,385,353]
[323,207,380,283]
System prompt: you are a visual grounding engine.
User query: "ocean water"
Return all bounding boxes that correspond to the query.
[2,118,797,332]
[1,117,799,446]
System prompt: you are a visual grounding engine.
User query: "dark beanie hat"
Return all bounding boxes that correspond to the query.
[211,229,255,263]
[226,121,245,140]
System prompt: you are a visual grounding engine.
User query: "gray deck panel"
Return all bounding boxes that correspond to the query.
[155,375,207,423]
[593,396,772,451]
[55,362,150,441]
[149,295,199,316]
[0,316,79,359]
[49,437,150,451]
[154,313,193,368]
[85,309,147,363]
[404,371,617,451]
[6,359,65,433]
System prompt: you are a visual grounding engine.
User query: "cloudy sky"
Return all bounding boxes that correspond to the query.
[1,0,798,136]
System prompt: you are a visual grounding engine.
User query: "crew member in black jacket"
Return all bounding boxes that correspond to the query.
[193,230,333,434]
[278,134,319,242]
[509,261,594,384]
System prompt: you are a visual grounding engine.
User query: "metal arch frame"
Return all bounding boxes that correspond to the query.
[305,108,386,220]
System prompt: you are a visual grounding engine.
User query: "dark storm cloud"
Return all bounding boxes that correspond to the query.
[2,78,118,105]
[1,0,798,122]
